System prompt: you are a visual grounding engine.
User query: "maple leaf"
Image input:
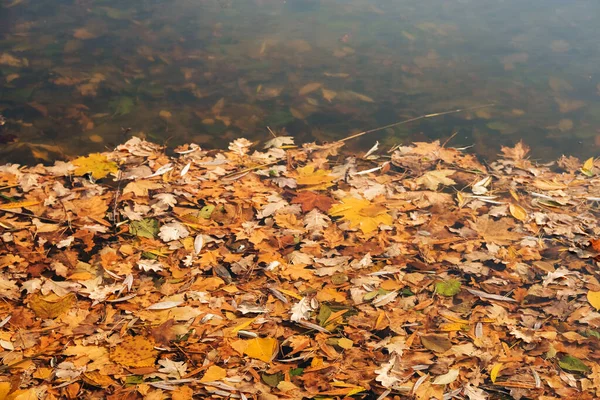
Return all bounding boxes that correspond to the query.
[291,191,334,212]
[295,165,334,191]
[264,136,295,149]
[416,169,456,191]
[72,153,118,179]
[328,196,393,234]
[470,215,521,245]
[501,140,530,160]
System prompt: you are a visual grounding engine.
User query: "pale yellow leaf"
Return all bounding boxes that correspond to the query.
[199,365,227,382]
[416,170,456,191]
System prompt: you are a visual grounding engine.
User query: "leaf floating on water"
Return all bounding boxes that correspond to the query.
[416,169,456,191]
[72,153,118,179]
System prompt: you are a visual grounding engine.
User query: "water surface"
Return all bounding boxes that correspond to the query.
[1,0,600,162]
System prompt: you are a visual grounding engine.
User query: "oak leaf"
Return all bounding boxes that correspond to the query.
[328,197,393,234]
[72,153,118,179]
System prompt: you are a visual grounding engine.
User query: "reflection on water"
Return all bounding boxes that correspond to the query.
[1,0,600,163]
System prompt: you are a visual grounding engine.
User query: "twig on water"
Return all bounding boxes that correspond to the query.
[336,103,495,143]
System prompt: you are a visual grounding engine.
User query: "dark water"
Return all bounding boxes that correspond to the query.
[1,0,600,163]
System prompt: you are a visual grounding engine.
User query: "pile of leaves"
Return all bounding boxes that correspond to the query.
[2,136,600,399]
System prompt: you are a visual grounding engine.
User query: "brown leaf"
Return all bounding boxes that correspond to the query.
[291,191,335,212]
[421,334,452,353]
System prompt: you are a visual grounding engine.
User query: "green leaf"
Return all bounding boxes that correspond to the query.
[559,355,590,373]
[261,372,284,387]
[125,375,144,385]
[435,279,461,297]
[583,329,600,340]
[130,218,159,239]
[289,368,304,376]
[200,205,216,219]
[317,304,332,327]
[109,96,135,116]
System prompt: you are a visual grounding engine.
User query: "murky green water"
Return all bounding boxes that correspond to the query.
[1,0,600,163]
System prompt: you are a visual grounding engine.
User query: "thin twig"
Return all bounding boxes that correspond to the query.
[337,103,495,143]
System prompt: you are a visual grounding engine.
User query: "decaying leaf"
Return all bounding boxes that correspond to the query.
[416,169,456,190]
[110,336,159,367]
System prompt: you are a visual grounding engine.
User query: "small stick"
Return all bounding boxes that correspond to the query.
[337,103,494,143]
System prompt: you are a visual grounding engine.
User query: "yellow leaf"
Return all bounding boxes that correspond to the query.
[73,153,118,179]
[232,317,257,334]
[296,165,334,191]
[337,338,353,349]
[490,363,503,383]
[587,290,600,310]
[7,388,37,400]
[243,337,278,362]
[0,200,41,210]
[328,197,393,234]
[509,203,528,221]
[299,82,322,96]
[199,365,227,382]
[110,336,158,367]
[583,157,594,171]
[416,170,456,191]
[0,382,10,399]
[29,293,76,319]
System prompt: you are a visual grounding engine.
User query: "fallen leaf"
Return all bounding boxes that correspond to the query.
[110,336,159,367]
[244,337,278,362]
[328,196,393,234]
[421,334,452,353]
[72,153,118,179]
[416,170,456,191]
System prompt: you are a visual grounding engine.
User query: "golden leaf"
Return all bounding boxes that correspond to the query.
[110,336,159,367]
[243,337,278,362]
[73,153,118,179]
[328,197,393,234]
[490,363,503,383]
[587,290,600,310]
[296,165,334,191]
[29,293,76,319]
[199,365,227,382]
[0,200,41,210]
[508,203,527,222]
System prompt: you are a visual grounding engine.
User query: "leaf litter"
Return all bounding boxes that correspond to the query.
[2,136,600,399]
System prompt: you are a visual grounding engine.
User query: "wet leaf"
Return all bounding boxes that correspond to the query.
[73,153,118,179]
[416,170,456,190]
